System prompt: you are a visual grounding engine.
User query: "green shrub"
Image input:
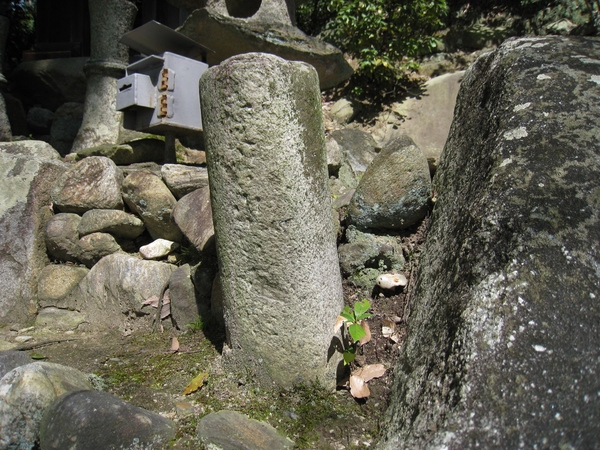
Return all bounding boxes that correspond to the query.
[297,0,448,95]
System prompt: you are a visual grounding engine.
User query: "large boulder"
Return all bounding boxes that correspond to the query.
[379,36,600,449]
[0,362,94,450]
[348,136,431,230]
[122,170,183,242]
[62,253,177,333]
[0,146,66,325]
[381,71,465,167]
[50,156,124,214]
[39,390,176,450]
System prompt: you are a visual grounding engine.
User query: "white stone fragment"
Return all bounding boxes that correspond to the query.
[503,127,528,141]
[139,239,179,260]
[537,74,551,80]
[514,102,531,112]
[376,273,408,289]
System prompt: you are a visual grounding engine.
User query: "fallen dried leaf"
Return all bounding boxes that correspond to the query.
[160,290,171,319]
[354,363,386,382]
[382,318,395,338]
[350,375,370,398]
[333,315,347,332]
[141,295,160,308]
[358,320,371,346]
[171,336,180,353]
[183,372,209,395]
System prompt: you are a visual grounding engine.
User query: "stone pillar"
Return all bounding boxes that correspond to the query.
[0,15,11,141]
[71,0,137,152]
[200,53,344,389]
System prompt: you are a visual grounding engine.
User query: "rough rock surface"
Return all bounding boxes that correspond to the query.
[0,148,66,324]
[0,362,94,450]
[161,163,209,199]
[200,53,344,388]
[348,136,431,230]
[0,351,33,379]
[379,36,600,449]
[179,7,353,90]
[78,209,145,240]
[62,253,176,333]
[173,186,214,253]
[196,410,295,450]
[44,213,82,263]
[51,156,124,214]
[122,170,183,242]
[37,264,89,308]
[390,71,465,164]
[39,390,176,450]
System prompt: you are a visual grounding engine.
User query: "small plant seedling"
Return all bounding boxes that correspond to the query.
[334,299,372,365]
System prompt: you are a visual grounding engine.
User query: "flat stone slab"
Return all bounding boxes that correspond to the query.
[196,410,294,450]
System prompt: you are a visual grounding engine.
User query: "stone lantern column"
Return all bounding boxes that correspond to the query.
[0,15,11,141]
[71,0,137,152]
[200,53,344,389]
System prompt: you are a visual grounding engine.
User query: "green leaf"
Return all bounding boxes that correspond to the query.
[343,348,356,365]
[348,322,367,343]
[354,300,371,319]
[29,353,46,360]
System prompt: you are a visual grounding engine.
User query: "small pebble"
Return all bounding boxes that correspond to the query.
[14,335,33,343]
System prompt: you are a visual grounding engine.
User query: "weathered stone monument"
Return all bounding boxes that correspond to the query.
[378,36,600,449]
[200,53,344,389]
[179,0,353,90]
[71,0,137,152]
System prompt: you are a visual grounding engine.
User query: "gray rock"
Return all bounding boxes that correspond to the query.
[3,92,28,137]
[39,390,176,450]
[387,71,465,165]
[78,209,145,240]
[51,156,124,213]
[49,102,84,155]
[122,170,182,242]
[73,138,166,165]
[0,92,11,141]
[0,150,65,324]
[27,106,54,134]
[338,225,405,281]
[196,410,294,450]
[38,264,89,308]
[0,351,33,379]
[77,232,122,268]
[161,163,209,199]
[169,264,206,330]
[379,36,600,450]
[179,7,353,90]
[44,213,82,263]
[173,186,214,253]
[0,362,94,450]
[200,53,344,388]
[64,253,176,332]
[34,307,87,332]
[329,128,379,175]
[139,238,178,260]
[329,97,362,124]
[325,135,343,176]
[11,57,88,110]
[348,136,431,230]
[0,139,62,160]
